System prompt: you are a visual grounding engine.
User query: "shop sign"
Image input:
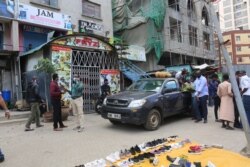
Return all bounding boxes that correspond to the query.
[120,45,146,62]
[0,23,3,31]
[100,70,120,94]
[23,25,51,34]
[53,36,112,51]
[51,46,72,106]
[78,20,104,33]
[0,0,15,18]
[18,3,72,30]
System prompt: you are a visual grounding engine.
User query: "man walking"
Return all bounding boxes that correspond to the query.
[240,70,250,126]
[25,76,43,131]
[233,71,242,128]
[194,70,209,123]
[210,74,220,122]
[0,91,10,163]
[69,74,84,132]
[50,73,67,131]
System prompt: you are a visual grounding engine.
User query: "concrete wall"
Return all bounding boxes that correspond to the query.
[25,50,43,71]
[164,0,216,61]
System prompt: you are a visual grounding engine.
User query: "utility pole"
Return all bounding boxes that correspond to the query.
[210,2,250,155]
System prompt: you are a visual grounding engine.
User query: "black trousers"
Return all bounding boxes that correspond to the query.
[233,97,241,126]
[51,99,64,129]
[213,96,221,120]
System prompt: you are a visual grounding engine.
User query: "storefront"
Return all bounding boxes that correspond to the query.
[21,34,118,113]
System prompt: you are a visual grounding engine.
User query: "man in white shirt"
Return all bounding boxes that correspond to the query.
[194,70,209,123]
[240,70,250,126]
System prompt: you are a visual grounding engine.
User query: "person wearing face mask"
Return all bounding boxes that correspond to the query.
[25,76,43,131]
[66,74,84,132]
[194,70,209,123]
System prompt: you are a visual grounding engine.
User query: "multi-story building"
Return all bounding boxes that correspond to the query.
[217,30,250,65]
[0,0,113,104]
[214,0,249,32]
[113,0,216,75]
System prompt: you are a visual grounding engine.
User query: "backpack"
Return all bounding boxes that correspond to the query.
[26,82,34,103]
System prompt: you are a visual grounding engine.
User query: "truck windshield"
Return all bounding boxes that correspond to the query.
[127,80,164,92]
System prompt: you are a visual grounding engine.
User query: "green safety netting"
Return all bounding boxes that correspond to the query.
[112,0,166,60]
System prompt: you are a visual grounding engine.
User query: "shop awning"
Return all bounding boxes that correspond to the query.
[20,41,51,57]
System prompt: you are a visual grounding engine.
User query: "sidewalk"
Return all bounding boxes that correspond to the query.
[0,110,30,125]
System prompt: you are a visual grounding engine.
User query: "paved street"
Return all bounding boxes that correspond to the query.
[0,107,247,167]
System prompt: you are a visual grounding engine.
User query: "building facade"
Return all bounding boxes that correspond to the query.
[0,0,113,104]
[113,0,216,74]
[214,0,250,32]
[218,30,250,65]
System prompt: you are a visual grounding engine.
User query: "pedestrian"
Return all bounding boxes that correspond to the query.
[240,70,250,126]
[0,91,10,163]
[210,74,221,122]
[175,68,188,88]
[217,74,234,130]
[194,70,209,123]
[66,74,84,132]
[190,75,199,120]
[25,76,43,131]
[233,71,242,128]
[50,73,67,131]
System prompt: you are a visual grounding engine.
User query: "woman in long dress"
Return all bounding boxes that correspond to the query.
[217,74,235,130]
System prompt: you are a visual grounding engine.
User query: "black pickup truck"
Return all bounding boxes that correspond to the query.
[101,78,192,130]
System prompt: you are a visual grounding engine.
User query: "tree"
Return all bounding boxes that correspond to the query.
[34,58,55,112]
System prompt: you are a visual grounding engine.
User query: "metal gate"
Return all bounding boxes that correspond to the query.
[71,50,117,113]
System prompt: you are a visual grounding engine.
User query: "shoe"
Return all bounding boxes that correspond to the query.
[203,120,207,123]
[73,126,80,130]
[60,125,68,128]
[226,126,234,130]
[78,127,84,132]
[194,162,202,167]
[221,124,226,128]
[194,119,202,123]
[36,124,44,128]
[25,127,34,131]
[166,155,176,163]
[54,128,63,131]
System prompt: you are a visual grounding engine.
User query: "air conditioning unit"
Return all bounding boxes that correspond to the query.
[243,0,247,4]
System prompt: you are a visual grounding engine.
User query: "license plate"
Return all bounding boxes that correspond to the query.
[107,113,121,119]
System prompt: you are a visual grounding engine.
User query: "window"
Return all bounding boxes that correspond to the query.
[82,0,101,19]
[31,0,58,8]
[201,6,209,26]
[169,18,182,43]
[164,81,178,91]
[236,36,241,41]
[187,0,196,19]
[169,0,180,11]
[238,57,242,62]
[203,32,210,50]
[237,47,241,51]
[189,25,198,46]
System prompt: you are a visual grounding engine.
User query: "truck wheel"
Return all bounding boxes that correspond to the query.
[109,120,121,125]
[144,109,161,130]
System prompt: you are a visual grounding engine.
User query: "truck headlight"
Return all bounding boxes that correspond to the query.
[103,98,107,105]
[128,99,146,108]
